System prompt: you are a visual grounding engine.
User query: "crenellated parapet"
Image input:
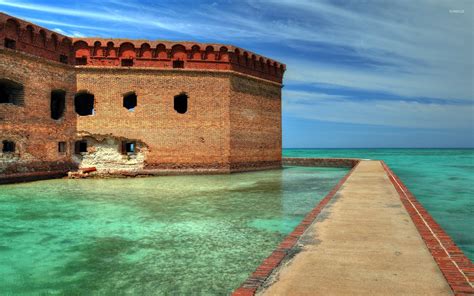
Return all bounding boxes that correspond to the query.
[0,13,284,83]
[73,38,285,83]
[0,13,73,64]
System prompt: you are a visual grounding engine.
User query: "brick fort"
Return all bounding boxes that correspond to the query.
[0,13,285,182]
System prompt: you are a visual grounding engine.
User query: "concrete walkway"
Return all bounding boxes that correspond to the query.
[261,161,452,296]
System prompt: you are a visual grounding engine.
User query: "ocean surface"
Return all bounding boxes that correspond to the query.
[283,148,474,261]
[0,166,347,295]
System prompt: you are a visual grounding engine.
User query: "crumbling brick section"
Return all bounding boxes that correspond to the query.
[0,12,285,181]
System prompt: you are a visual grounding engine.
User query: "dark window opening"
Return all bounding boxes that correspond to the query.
[2,140,15,153]
[59,55,68,64]
[58,142,66,153]
[173,60,184,68]
[121,59,134,67]
[0,79,24,105]
[75,57,87,65]
[4,38,16,49]
[75,141,87,154]
[123,92,137,111]
[74,92,94,116]
[121,141,136,154]
[174,93,188,114]
[51,90,66,120]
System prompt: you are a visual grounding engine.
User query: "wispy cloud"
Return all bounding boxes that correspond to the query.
[0,0,472,145]
[0,0,190,33]
[204,0,473,101]
[20,16,113,32]
[284,90,474,129]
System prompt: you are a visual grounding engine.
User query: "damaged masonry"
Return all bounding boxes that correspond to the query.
[69,134,148,177]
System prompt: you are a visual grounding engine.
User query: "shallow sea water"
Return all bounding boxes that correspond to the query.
[284,148,474,261]
[0,166,347,295]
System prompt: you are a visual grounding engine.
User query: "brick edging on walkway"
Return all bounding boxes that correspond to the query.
[381,161,474,295]
[232,161,360,296]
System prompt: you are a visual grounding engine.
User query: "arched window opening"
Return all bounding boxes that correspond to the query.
[26,25,34,42]
[140,43,152,58]
[51,90,66,120]
[74,92,94,116]
[2,140,15,153]
[5,19,20,37]
[123,92,137,111]
[106,42,116,57]
[93,41,103,56]
[0,79,24,105]
[174,92,188,114]
[205,46,215,60]
[156,44,167,59]
[219,46,228,61]
[51,34,58,50]
[191,45,201,59]
[39,30,47,47]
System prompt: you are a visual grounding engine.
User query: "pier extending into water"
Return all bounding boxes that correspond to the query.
[234,159,474,295]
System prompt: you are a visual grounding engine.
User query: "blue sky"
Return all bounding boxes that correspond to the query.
[1,0,473,148]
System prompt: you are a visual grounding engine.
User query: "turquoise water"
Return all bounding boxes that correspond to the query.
[0,166,347,295]
[284,148,474,261]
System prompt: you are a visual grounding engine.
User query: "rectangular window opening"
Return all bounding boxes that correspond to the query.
[0,79,24,105]
[4,38,16,49]
[121,59,134,67]
[173,60,184,68]
[75,141,87,154]
[51,90,66,120]
[2,140,15,153]
[75,57,87,65]
[59,55,68,64]
[121,141,136,154]
[58,142,66,153]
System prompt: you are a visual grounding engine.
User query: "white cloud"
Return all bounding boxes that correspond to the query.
[284,90,474,129]
[52,27,66,35]
[243,0,473,101]
[0,0,186,32]
[21,16,114,32]
[283,58,472,101]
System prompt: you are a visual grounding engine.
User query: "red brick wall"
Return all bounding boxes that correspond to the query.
[0,13,285,178]
[72,38,284,83]
[74,68,283,172]
[229,75,282,171]
[75,67,232,170]
[0,13,73,64]
[0,49,77,175]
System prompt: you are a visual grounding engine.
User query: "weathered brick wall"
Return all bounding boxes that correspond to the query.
[229,75,282,171]
[75,67,232,171]
[0,13,285,179]
[0,13,73,64]
[0,49,77,175]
